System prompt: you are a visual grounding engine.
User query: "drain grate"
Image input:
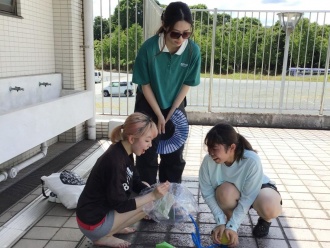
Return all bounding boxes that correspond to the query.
[0,140,97,215]
[77,237,94,248]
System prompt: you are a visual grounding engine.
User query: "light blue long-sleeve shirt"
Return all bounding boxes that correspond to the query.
[199,150,270,232]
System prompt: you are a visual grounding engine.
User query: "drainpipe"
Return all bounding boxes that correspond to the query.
[84,0,96,140]
[0,171,8,183]
[7,142,48,179]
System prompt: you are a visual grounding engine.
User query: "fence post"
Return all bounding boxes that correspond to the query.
[279,29,291,113]
[143,0,147,41]
[208,8,217,112]
[319,32,330,116]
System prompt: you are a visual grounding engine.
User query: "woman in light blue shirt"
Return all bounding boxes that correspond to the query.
[199,123,282,247]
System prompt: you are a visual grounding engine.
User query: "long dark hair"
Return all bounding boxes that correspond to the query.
[157,1,193,34]
[156,1,194,52]
[204,123,257,161]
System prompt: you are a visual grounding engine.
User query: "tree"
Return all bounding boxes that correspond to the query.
[94,5,329,77]
[111,0,143,30]
[94,16,110,40]
[95,23,143,71]
[94,39,102,68]
[190,4,210,27]
[217,13,231,26]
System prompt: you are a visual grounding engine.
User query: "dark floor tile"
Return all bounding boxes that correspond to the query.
[199,212,216,223]
[168,233,195,247]
[238,225,253,237]
[133,220,168,232]
[198,203,211,213]
[131,232,166,246]
[169,222,195,233]
[197,223,214,235]
[238,237,258,248]
[257,238,289,248]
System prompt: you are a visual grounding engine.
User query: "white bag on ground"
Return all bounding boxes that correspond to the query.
[41,170,85,209]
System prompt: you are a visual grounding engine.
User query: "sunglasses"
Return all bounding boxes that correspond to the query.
[169,31,192,39]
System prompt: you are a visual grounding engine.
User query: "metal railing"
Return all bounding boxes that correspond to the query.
[94,0,330,116]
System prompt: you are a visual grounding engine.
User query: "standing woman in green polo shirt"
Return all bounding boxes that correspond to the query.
[132,1,201,185]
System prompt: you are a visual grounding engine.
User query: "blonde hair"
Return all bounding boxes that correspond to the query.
[110,112,157,143]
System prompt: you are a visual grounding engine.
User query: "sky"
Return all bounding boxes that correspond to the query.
[93,0,329,17]
[158,0,328,11]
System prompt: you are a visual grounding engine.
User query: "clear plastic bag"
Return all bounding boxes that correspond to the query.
[140,183,199,223]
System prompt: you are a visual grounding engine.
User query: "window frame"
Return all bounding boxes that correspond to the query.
[0,0,17,16]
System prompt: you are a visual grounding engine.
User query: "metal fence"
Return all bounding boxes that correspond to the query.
[94,0,330,116]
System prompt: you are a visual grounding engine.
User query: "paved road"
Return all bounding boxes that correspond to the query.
[94,72,134,115]
[94,72,330,116]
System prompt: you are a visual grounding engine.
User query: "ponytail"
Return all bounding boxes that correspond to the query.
[109,124,124,144]
[109,113,157,144]
[205,123,257,162]
[235,134,257,161]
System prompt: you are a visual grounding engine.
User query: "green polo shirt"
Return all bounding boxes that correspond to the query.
[132,34,201,110]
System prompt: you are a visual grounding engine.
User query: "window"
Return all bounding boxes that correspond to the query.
[0,0,17,15]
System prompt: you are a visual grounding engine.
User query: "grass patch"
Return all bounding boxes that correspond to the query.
[201,73,330,82]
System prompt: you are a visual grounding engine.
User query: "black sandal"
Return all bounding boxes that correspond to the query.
[252,217,271,238]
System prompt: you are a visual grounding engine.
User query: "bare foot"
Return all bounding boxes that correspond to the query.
[142,215,155,222]
[94,236,130,247]
[144,215,151,220]
[116,227,136,234]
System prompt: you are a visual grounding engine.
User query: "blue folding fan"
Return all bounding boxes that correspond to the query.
[156,108,189,154]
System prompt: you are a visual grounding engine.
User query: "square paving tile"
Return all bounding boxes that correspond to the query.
[305,219,330,230]
[12,239,48,248]
[284,227,316,241]
[36,216,69,227]
[256,238,288,248]
[278,217,309,228]
[238,237,258,248]
[321,242,330,248]
[300,209,328,218]
[52,227,83,241]
[314,229,330,242]
[46,205,74,217]
[23,226,59,240]
[168,233,195,247]
[44,241,78,248]
[63,216,79,228]
[132,232,166,246]
[280,207,302,218]
[289,240,323,248]
[294,200,322,209]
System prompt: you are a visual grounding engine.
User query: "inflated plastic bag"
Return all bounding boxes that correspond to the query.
[140,183,198,223]
[41,170,86,209]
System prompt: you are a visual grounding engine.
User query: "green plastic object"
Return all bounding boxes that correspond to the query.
[155,241,175,248]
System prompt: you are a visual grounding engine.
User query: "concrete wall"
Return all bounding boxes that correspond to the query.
[187,112,330,130]
[93,113,330,143]
[0,0,55,77]
[0,0,87,168]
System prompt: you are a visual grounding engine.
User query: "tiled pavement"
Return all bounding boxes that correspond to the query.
[1,125,330,248]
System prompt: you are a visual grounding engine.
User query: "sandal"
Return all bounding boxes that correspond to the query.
[252,217,271,238]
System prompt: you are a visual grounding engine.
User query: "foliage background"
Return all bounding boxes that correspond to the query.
[93,0,330,76]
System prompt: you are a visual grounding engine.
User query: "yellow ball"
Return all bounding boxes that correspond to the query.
[220,234,229,245]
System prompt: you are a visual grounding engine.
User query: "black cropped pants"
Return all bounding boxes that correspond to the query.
[134,90,186,185]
